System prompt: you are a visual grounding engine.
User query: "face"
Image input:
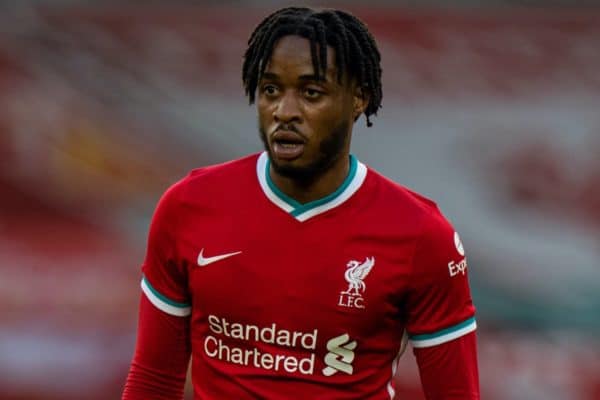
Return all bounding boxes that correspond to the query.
[257,35,367,181]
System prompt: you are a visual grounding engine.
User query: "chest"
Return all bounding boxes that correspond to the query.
[176,206,416,338]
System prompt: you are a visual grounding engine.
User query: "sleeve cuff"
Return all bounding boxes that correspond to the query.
[141,276,191,317]
[409,316,476,348]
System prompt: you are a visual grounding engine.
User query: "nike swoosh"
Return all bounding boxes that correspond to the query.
[197,248,242,266]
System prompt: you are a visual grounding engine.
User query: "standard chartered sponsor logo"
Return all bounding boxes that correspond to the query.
[204,315,317,374]
[204,315,357,377]
[322,333,357,376]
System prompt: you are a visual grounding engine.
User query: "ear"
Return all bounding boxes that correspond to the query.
[353,86,370,122]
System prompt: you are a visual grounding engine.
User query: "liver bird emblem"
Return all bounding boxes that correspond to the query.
[343,257,375,295]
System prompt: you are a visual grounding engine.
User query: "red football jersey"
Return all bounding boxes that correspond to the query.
[140,152,476,399]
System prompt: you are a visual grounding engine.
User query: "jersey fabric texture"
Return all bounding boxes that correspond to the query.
[137,152,476,399]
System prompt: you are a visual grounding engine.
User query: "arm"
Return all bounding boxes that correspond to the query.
[122,294,191,400]
[406,210,479,399]
[122,180,193,399]
[414,331,479,399]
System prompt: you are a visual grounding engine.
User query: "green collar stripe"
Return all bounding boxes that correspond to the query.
[256,152,367,222]
[265,155,358,215]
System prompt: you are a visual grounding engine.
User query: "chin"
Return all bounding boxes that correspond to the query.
[270,156,329,182]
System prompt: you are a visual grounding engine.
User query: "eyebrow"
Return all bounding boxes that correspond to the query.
[261,72,330,83]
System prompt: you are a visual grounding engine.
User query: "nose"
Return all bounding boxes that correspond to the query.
[273,90,301,124]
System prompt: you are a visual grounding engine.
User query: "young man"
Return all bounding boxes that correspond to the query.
[122,7,479,400]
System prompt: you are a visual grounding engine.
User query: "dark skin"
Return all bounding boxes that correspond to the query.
[258,35,369,204]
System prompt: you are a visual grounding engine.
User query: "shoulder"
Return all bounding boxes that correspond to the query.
[150,153,260,217]
[167,153,260,201]
[365,166,451,229]
[183,153,259,186]
[362,165,460,263]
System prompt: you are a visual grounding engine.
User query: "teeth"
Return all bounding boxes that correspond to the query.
[280,143,298,148]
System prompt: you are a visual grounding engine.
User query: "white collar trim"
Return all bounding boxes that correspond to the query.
[256,151,367,222]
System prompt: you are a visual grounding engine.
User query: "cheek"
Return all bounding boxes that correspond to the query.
[257,101,273,125]
[308,100,349,130]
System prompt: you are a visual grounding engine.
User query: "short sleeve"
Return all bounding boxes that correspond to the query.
[140,180,191,317]
[405,209,476,348]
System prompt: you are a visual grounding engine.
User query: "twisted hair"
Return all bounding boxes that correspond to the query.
[242,7,382,127]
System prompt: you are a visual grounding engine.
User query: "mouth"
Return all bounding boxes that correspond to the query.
[271,130,306,161]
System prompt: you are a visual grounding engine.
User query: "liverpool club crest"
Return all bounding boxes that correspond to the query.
[338,257,375,309]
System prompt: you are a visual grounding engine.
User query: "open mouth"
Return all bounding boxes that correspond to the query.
[276,142,302,148]
[272,130,306,160]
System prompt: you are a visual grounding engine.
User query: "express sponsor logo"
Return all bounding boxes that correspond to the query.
[454,232,465,256]
[448,258,468,277]
[449,232,467,277]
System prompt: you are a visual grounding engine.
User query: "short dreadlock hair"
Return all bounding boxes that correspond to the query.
[242,7,383,127]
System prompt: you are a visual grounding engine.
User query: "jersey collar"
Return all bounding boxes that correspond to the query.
[256,151,367,222]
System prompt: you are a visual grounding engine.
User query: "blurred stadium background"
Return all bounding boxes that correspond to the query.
[1,1,599,399]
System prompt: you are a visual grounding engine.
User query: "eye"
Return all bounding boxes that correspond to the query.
[304,88,323,99]
[262,84,279,96]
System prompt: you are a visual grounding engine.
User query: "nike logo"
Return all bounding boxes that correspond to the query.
[197,248,242,266]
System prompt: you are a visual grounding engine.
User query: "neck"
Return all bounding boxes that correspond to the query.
[269,153,351,204]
